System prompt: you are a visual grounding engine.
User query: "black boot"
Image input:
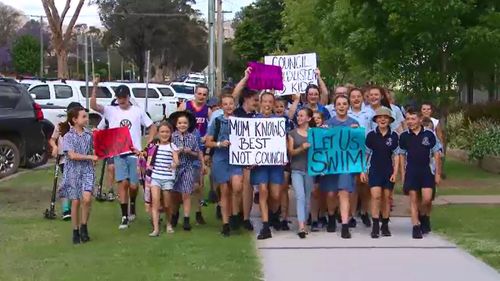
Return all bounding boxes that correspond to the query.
[280,220,290,231]
[221,223,230,237]
[412,225,423,239]
[171,212,179,228]
[327,215,336,233]
[196,212,206,225]
[80,224,90,243]
[243,219,254,231]
[230,215,240,231]
[270,211,281,231]
[183,216,192,231]
[72,229,81,244]
[421,215,431,234]
[371,218,380,239]
[381,218,392,237]
[341,224,351,239]
[360,213,372,227]
[257,222,272,240]
[348,217,357,228]
[216,205,222,220]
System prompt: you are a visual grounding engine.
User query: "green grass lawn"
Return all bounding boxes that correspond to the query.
[0,168,261,281]
[433,205,500,271]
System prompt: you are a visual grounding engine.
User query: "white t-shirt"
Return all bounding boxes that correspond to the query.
[103,105,153,150]
[151,143,178,180]
[431,117,439,131]
[51,125,65,163]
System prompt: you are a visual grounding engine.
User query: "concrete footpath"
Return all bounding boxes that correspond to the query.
[252,217,500,281]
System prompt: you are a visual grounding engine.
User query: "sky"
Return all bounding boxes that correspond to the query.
[0,0,254,27]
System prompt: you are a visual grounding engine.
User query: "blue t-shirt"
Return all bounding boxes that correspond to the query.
[326,116,359,128]
[208,108,224,127]
[207,115,231,161]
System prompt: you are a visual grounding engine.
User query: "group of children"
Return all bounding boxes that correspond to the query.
[53,70,443,244]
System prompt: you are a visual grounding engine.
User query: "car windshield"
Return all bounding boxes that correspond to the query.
[171,84,194,95]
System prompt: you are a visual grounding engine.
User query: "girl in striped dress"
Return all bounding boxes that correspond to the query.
[170,111,205,231]
[59,106,98,244]
[147,122,179,236]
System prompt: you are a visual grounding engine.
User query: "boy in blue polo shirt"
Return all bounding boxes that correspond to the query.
[399,108,441,239]
[362,106,400,239]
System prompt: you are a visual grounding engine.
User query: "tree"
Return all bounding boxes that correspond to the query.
[230,0,286,76]
[41,0,85,78]
[18,19,52,55]
[94,0,207,82]
[12,35,41,75]
[0,3,22,47]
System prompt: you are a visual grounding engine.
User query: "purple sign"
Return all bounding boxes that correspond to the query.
[247,62,284,91]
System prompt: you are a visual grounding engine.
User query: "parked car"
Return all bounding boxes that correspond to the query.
[183,73,207,85]
[28,80,116,126]
[0,78,52,178]
[169,82,196,101]
[101,82,176,119]
[151,83,194,104]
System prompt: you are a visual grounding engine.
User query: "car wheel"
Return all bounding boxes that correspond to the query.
[0,140,21,179]
[25,150,49,168]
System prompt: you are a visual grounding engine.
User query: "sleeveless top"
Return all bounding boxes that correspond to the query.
[186,100,209,137]
[289,129,309,172]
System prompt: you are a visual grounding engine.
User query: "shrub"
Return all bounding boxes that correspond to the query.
[468,123,500,160]
[463,102,500,123]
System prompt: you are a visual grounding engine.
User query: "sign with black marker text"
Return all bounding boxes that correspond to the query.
[229,117,288,166]
[264,53,317,96]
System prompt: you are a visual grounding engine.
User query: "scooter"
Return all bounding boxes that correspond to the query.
[44,156,61,219]
[95,159,108,202]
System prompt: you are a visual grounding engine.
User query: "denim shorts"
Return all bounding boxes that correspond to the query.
[318,173,355,193]
[151,178,175,191]
[211,158,243,184]
[113,155,139,185]
[251,166,285,186]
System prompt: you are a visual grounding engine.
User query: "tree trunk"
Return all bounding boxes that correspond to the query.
[466,69,474,104]
[56,48,69,79]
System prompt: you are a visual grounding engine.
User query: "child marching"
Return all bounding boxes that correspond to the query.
[58,106,97,244]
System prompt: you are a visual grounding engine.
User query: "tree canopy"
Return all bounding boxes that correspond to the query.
[12,35,41,75]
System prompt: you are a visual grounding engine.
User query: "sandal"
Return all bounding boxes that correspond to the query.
[148,231,160,237]
[166,224,175,234]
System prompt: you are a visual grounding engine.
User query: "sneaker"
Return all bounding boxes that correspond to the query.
[183,217,192,231]
[253,192,260,204]
[171,212,179,228]
[216,205,222,220]
[196,212,206,225]
[311,221,320,232]
[257,227,272,240]
[221,223,231,237]
[199,200,208,207]
[271,215,281,231]
[371,219,380,239]
[166,224,175,234]
[297,229,307,239]
[280,220,290,231]
[348,217,357,228]
[80,224,90,243]
[128,214,136,222]
[360,213,371,227]
[412,225,423,239]
[62,210,71,221]
[148,231,160,237]
[318,216,328,228]
[327,216,336,233]
[119,216,129,230]
[341,224,352,239]
[381,219,392,237]
[243,220,254,231]
[106,191,115,201]
[72,229,80,244]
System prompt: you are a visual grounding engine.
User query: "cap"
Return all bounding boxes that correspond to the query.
[372,106,394,123]
[66,102,88,112]
[207,97,218,107]
[115,85,130,98]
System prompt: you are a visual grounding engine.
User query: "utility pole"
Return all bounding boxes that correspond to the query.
[90,35,95,78]
[84,34,89,109]
[216,0,223,96]
[107,49,111,81]
[208,0,215,98]
[121,59,124,80]
[76,36,79,78]
[39,16,44,77]
[145,50,150,115]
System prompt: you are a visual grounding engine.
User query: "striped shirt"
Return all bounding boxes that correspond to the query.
[151,143,178,180]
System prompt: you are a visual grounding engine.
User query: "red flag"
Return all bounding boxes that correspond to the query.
[93,127,134,159]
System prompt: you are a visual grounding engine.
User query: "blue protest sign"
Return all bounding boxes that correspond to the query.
[307,127,366,176]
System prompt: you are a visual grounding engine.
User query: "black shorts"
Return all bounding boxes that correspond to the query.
[403,168,436,194]
[369,170,394,190]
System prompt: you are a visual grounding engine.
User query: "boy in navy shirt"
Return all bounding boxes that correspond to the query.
[362,106,400,239]
[399,108,441,239]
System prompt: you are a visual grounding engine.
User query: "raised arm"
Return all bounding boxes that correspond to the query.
[90,77,104,114]
[316,69,329,105]
[288,93,301,120]
[232,67,251,100]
